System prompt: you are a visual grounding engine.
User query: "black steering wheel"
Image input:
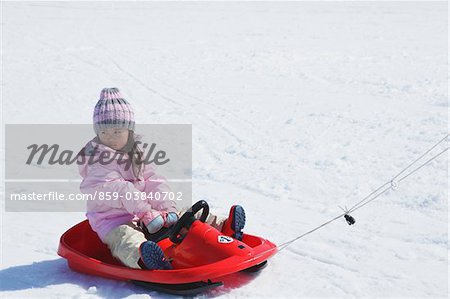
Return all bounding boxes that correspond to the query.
[169,200,209,244]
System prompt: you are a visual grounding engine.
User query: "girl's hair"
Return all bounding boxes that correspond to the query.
[122,131,144,180]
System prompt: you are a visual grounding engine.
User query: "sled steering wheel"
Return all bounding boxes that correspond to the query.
[169,200,209,244]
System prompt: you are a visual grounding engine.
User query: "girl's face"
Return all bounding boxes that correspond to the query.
[98,128,129,151]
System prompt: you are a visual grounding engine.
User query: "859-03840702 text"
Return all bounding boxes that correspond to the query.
[9,191,183,201]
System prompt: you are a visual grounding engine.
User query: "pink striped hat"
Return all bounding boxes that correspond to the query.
[93,88,135,134]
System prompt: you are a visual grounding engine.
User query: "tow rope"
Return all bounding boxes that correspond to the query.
[276,133,449,252]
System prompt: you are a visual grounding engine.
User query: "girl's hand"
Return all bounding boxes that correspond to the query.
[145,214,164,234]
[164,212,179,228]
[144,211,178,234]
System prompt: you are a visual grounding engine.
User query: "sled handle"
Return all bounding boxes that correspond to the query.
[169,200,209,244]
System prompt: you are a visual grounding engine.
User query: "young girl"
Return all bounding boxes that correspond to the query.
[78,87,246,270]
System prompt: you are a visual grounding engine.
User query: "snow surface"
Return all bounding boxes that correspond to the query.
[1,1,448,298]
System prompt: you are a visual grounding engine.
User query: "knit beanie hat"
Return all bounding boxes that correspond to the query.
[93,87,135,134]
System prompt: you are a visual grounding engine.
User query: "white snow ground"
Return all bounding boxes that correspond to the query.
[1,1,448,298]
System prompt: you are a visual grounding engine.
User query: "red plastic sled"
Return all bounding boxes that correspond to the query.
[58,201,278,295]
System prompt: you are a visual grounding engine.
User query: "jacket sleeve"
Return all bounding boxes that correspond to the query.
[141,164,178,214]
[80,162,161,219]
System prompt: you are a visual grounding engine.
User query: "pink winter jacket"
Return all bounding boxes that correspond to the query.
[77,137,177,241]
